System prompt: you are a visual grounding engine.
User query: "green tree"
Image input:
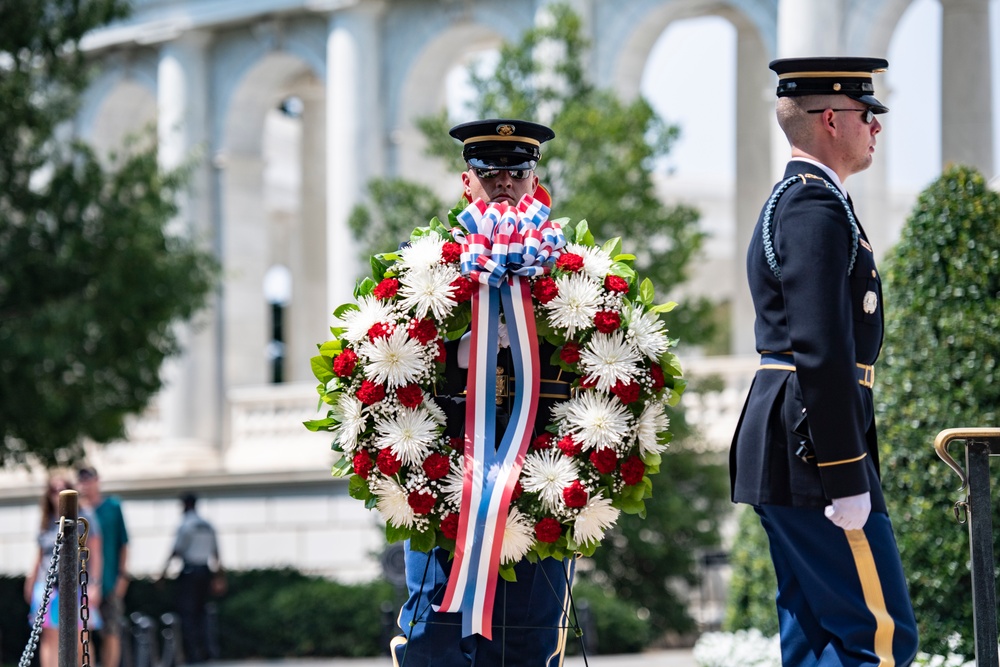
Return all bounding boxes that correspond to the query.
[0,1,219,467]
[877,164,1000,658]
[352,2,713,346]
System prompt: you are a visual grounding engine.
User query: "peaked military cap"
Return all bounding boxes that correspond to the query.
[449,118,555,170]
[770,56,889,114]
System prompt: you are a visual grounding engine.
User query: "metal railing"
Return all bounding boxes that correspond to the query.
[935,427,1000,667]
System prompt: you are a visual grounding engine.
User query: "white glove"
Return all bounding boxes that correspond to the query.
[824,491,871,530]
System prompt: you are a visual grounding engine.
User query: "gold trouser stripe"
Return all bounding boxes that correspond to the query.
[547,558,575,667]
[759,364,796,371]
[846,529,896,666]
[389,636,406,667]
[817,452,868,468]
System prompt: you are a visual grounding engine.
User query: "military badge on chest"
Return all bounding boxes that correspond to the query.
[863,290,878,314]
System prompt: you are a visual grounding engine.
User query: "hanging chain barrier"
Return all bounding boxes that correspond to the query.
[78,516,92,667]
[934,427,1000,667]
[18,521,64,667]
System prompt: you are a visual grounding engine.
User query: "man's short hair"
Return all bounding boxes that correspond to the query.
[77,466,98,481]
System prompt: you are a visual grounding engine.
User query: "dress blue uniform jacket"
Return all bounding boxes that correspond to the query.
[731,160,886,512]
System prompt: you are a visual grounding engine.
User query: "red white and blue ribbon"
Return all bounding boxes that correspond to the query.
[435,194,565,639]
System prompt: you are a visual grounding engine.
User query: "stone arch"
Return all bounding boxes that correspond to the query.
[215,43,327,389]
[384,3,531,199]
[77,51,158,157]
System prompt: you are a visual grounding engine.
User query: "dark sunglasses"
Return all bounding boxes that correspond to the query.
[472,168,533,180]
[806,107,875,125]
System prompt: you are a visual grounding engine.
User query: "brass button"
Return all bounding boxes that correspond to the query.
[871,270,876,278]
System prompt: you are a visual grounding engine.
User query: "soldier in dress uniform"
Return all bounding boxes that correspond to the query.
[390,119,575,667]
[730,57,920,666]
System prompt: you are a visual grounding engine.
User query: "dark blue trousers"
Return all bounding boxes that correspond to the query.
[392,542,575,667]
[756,505,919,667]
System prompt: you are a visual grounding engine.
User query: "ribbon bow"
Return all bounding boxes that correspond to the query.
[434,194,565,638]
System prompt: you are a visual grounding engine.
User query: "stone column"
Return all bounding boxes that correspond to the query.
[156,31,222,465]
[325,4,385,317]
[940,0,994,175]
[291,81,328,382]
[732,26,773,355]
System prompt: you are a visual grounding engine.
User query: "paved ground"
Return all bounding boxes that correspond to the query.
[216,649,698,667]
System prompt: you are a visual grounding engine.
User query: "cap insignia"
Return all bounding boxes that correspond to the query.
[496,124,515,136]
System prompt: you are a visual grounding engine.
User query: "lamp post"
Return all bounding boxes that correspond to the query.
[263,264,292,384]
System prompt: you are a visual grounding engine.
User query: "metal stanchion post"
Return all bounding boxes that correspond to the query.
[58,491,80,667]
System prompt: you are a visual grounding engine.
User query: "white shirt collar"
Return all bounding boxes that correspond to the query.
[789,158,848,197]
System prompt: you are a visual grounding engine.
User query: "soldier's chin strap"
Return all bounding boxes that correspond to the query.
[761,173,860,280]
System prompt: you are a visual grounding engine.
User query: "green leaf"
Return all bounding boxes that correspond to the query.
[370,255,389,282]
[409,528,436,552]
[331,455,354,477]
[311,355,334,383]
[334,303,359,319]
[385,522,413,545]
[319,340,343,355]
[498,564,518,583]
[303,417,335,432]
[601,236,622,258]
[575,219,595,246]
[348,475,372,501]
[649,301,678,313]
[355,277,377,298]
[639,278,655,305]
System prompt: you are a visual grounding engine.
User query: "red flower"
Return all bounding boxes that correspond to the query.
[449,436,465,455]
[559,341,581,364]
[532,277,559,304]
[621,456,646,486]
[353,451,374,479]
[535,517,563,543]
[557,435,582,457]
[650,364,666,391]
[441,242,462,264]
[440,513,459,539]
[367,322,393,341]
[611,380,641,404]
[333,348,358,377]
[408,318,438,344]
[396,384,424,409]
[579,376,598,389]
[604,275,629,293]
[408,491,436,515]
[511,481,524,502]
[562,480,588,508]
[422,452,451,480]
[532,433,554,450]
[436,340,447,363]
[590,447,618,474]
[594,310,621,333]
[376,448,401,476]
[450,276,476,302]
[357,380,386,405]
[373,278,399,301]
[556,253,584,273]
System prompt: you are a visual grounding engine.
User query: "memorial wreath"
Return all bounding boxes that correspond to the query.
[305,193,684,581]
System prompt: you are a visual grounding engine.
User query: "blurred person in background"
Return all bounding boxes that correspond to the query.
[161,492,222,664]
[78,466,129,667]
[25,474,104,667]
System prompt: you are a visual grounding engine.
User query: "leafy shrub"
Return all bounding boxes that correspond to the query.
[722,506,777,636]
[877,164,1000,658]
[568,581,654,654]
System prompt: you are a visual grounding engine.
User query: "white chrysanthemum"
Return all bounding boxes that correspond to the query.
[572,493,620,546]
[578,331,643,392]
[340,297,396,343]
[500,507,536,565]
[372,477,416,529]
[567,243,614,282]
[398,264,460,321]
[359,327,427,388]
[544,272,602,337]
[521,449,579,512]
[635,400,670,456]
[330,394,367,452]
[440,459,466,509]
[625,304,671,360]
[375,408,439,466]
[563,391,633,452]
[423,396,447,426]
[397,234,445,273]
